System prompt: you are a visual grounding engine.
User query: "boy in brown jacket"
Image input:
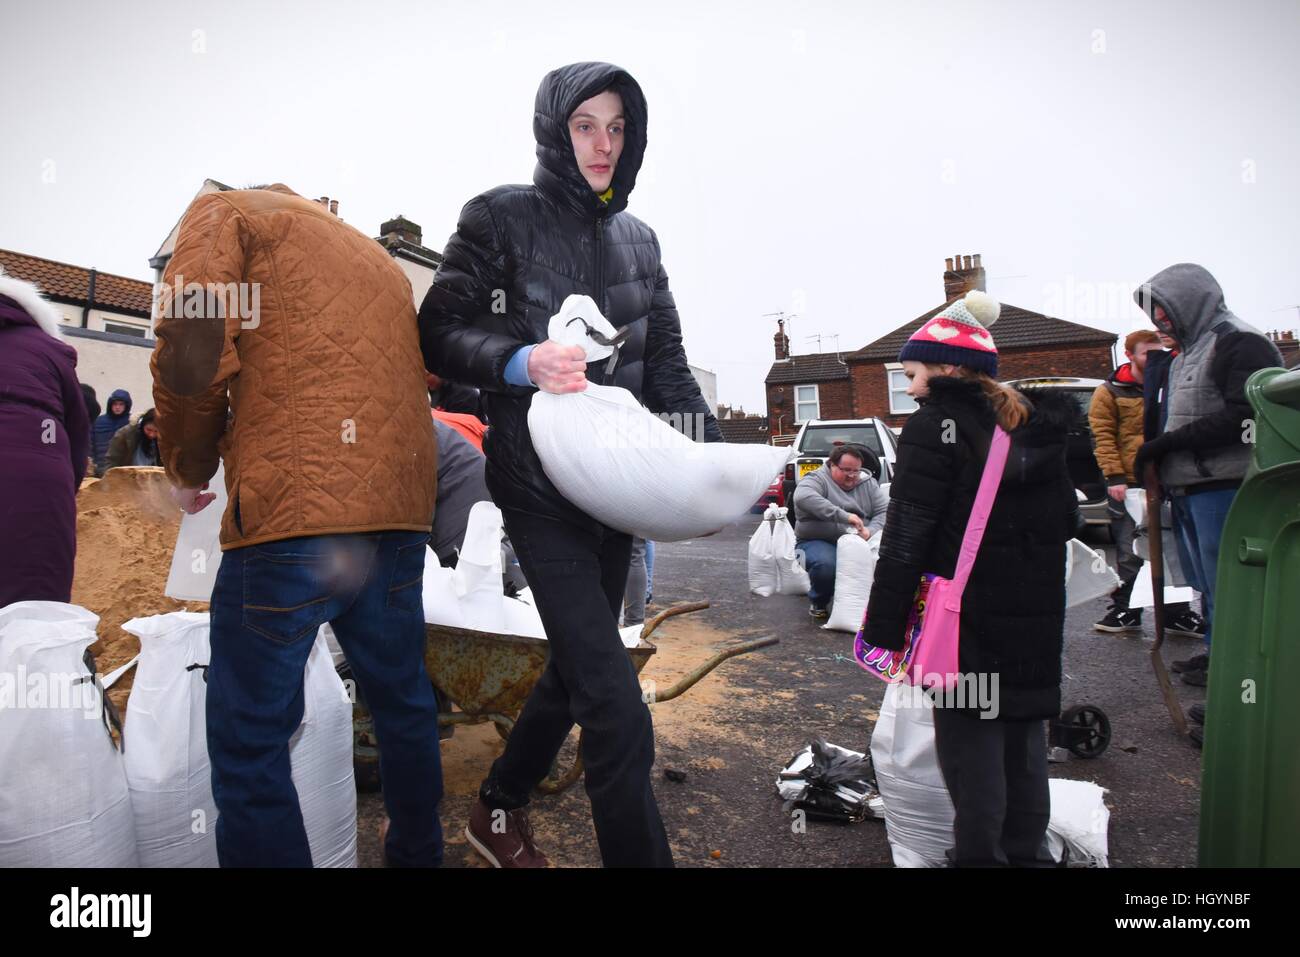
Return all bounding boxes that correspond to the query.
[152,185,441,867]
[1087,329,1202,638]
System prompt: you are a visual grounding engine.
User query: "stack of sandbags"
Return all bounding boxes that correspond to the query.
[748,504,811,597]
[0,602,139,867]
[122,612,356,867]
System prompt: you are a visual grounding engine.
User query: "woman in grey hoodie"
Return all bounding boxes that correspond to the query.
[792,443,889,618]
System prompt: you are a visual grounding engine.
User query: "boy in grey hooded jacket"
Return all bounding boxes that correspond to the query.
[1132,263,1282,687]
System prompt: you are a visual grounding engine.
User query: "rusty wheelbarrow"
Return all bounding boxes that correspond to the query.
[350,601,778,794]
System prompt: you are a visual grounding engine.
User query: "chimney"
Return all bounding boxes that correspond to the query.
[318,196,329,208]
[774,318,791,361]
[379,215,423,247]
[943,253,987,300]
[329,199,339,216]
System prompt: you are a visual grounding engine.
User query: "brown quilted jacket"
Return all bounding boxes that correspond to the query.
[1087,362,1145,484]
[151,185,437,550]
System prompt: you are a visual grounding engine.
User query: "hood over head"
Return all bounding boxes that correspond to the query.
[106,388,133,417]
[533,61,648,219]
[1134,263,1230,350]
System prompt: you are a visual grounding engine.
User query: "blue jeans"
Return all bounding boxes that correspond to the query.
[796,538,837,608]
[1170,488,1238,651]
[207,531,443,867]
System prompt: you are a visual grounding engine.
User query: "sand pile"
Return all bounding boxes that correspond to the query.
[71,467,208,710]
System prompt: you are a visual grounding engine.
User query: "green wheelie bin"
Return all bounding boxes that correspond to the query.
[1199,366,1300,866]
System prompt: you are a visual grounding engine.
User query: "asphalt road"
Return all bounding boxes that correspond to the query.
[357,513,1206,868]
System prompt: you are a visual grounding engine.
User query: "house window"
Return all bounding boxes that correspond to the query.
[887,366,918,414]
[794,384,820,423]
[103,321,147,339]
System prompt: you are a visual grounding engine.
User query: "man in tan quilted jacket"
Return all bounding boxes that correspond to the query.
[151,184,442,867]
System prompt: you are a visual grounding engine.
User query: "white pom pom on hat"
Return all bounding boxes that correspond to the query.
[962,289,1001,328]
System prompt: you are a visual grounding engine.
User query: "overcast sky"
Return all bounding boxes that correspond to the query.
[4,0,1298,410]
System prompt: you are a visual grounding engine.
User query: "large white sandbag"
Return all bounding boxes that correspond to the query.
[291,631,358,867]
[1063,538,1122,608]
[0,602,139,867]
[870,682,954,867]
[528,295,790,542]
[121,612,218,868]
[749,505,811,598]
[164,461,229,602]
[824,534,880,633]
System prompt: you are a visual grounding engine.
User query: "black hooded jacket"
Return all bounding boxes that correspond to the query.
[417,62,721,529]
[863,378,1079,720]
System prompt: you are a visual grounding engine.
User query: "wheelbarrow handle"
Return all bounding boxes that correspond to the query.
[651,636,779,703]
[640,600,711,639]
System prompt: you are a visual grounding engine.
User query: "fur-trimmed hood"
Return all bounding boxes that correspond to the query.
[0,266,66,341]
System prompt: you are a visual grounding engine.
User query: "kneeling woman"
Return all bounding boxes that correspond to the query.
[863,290,1080,867]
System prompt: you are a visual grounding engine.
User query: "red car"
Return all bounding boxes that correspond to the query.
[752,474,783,513]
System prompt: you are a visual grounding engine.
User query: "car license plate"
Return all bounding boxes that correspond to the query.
[798,461,820,478]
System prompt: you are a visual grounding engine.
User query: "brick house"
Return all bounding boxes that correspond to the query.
[764,319,855,442]
[849,255,1118,430]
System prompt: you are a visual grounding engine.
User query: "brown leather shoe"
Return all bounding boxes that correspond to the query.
[465,798,549,868]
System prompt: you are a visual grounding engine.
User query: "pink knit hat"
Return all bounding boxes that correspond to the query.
[898,290,1002,377]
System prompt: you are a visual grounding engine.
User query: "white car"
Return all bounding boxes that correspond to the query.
[780,418,899,525]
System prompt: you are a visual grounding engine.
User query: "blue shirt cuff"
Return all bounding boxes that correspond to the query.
[504,344,537,388]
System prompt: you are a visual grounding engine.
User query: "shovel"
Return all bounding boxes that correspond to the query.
[1144,461,1190,736]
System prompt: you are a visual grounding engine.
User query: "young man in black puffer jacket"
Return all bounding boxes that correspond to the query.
[418,62,720,868]
[863,291,1080,867]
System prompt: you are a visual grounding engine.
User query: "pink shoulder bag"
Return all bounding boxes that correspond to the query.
[853,426,1011,690]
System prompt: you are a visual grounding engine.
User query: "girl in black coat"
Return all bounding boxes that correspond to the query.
[864,291,1079,866]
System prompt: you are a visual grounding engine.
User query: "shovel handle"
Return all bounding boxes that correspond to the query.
[1145,462,1190,737]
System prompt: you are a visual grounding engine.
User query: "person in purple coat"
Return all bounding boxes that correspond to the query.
[0,268,91,606]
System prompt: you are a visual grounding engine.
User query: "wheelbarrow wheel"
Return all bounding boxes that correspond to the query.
[1061,704,1111,759]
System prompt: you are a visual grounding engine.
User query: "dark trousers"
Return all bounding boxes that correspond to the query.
[1108,498,1144,609]
[481,508,673,868]
[208,531,443,867]
[932,708,1053,867]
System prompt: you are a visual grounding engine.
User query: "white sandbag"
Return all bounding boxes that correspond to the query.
[164,461,229,602]
[749,505,811,598]
[320,622,346,670]
[291,631,358,867]
[452,502,508,633]
[1045,778,1110,867]
[1128,571,1196,611]
[120,612,218,868]
[1126,488,1190,587]
[422,553,466,628]
[0,601,139,868]
[1064,538,1122,608]
[528,296,791,542]
[823,534,880,633]
[870,682,954,867]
